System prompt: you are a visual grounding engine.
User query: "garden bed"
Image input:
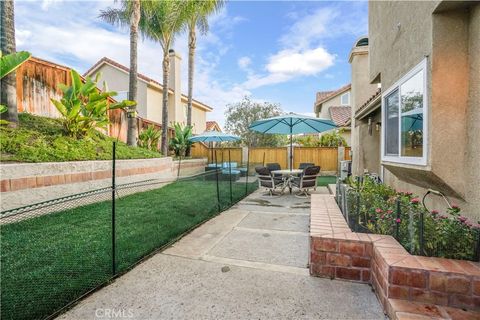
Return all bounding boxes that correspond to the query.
[0,113,161,162]
[336,177,479,261]
[309,194,480,319]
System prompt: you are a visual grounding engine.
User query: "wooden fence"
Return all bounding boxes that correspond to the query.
[15,56,171,143]
[190,143,242,163]
[191,145,351,173]
[249,147,288,169]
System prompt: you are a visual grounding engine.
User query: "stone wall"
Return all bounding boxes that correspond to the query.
[0,157,207,211]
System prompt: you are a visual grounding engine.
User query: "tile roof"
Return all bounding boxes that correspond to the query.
[329,106,352,127]
[206,121,221,131]
[315,84,351,106]
[355,88,381,117]
[84,57,212,111]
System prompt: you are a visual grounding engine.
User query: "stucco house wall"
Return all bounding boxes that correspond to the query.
[349,41,381,176]
[368,1,480,219]
[94,64,149,119]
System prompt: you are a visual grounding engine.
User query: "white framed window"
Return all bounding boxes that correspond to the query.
[340,92,350,105]
[381,58,428,165]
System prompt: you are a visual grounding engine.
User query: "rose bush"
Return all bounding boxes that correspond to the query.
[346,176,479,261]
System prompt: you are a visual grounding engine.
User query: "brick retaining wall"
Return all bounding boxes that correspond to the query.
[310,194,480,319]
[0,158,207,211]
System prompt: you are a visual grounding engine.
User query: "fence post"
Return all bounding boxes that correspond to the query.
[111,142,116,276]
[337,146,345,174]
[228,149,233,204]
[419,209,425,256]
[214,150,221,212]
[245,147,250,196]
[395,199,401,241]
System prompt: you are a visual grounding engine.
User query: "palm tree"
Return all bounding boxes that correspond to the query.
[184,0,224,156]
[139,1,188,155]
[0,0,19,127]
[100,0,141,146]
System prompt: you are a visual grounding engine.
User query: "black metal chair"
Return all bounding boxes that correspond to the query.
[291,166,321,198]
[299,163,315,170]
[266,162,283,180]
[255,166,284,196]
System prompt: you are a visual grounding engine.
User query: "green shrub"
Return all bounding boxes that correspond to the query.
[138,125,161,151]
[0,113,161,162]
[169,123,193,157]
[51,69,135,138]
[346,176,479,260]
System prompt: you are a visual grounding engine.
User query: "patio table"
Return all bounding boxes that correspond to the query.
[271,169,303,194]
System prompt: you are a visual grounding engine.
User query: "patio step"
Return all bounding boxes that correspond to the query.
[387,298,480,320]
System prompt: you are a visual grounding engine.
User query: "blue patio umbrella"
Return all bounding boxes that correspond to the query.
[188,130,240,164]
[402,108,423,131]
[249,113,337,170]
[188,130,240,143]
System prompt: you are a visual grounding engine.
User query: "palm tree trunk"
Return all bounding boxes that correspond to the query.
[185,24,196,157]
[127,0,140,146]
[0,0,18,127]
[161,51,170,155]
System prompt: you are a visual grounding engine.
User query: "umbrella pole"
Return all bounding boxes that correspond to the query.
[290,127,293,171]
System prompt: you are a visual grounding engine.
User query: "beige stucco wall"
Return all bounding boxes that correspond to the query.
[350,45,380,176]
[369,1,480,219]
[145,85,163,124]
[191,106,207,134]
[92,64,149,119]
[464,4,480,219]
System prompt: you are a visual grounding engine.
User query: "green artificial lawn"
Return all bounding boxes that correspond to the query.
[317,175,337,187]
[0,113,161,162]
[1,177,258,320]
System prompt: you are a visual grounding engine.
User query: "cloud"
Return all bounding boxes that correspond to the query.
[240,4,366,90]
[243,48,335,89]
[15,1,249,126]
[266,48,334,76]
[237,56,251,70]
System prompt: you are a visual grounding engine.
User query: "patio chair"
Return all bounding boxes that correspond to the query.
[255,166,284,196]
[298,163,315,170]
[266,163,283,179]
[291,166,320,198]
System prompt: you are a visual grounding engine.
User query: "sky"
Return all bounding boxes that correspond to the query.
[15,0,368,127]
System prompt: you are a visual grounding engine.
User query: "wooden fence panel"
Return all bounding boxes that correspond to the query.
[249,147,288,169]
[293,147,338,171]
[345,147,351,160]
[211,148,243,164]
[190,143,209,159]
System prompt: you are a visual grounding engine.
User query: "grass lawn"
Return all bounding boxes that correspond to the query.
[1,177,257,320]
[317,175,337,187]
[0,113,162,162]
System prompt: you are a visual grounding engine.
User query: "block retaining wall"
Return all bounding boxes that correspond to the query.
[0,157,207,211]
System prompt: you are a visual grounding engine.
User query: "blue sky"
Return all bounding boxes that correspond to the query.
[16,0,368,126]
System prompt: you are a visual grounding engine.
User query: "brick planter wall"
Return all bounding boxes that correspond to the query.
[310,194,480,319]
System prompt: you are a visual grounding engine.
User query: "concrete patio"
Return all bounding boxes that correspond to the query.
[58,188,385,320]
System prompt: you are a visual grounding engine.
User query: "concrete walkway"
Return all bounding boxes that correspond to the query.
[58,188,385,320]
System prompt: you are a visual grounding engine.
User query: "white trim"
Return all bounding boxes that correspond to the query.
[381,58,428,166]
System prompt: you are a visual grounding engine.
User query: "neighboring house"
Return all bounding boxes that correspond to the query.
[206,121,222,132]
[350,1,479,218]
[13,55,162,142]
[84,51,213,134]
[314,84,351,145]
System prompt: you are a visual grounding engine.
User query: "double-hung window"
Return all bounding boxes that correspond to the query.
[382,58,427,165]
